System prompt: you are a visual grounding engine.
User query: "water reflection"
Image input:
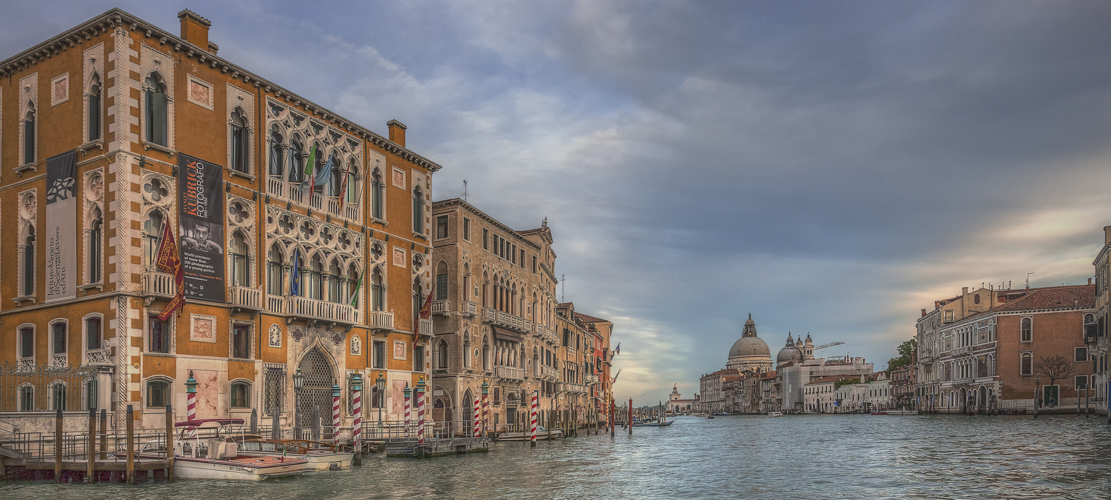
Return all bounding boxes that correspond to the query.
[6,415,1111,499]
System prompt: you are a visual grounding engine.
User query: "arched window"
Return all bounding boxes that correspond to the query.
[88,74,102,141]
[268,128,284,177]
[370,169,384,220]
[371,267,384,311]
[18,385,34,412]
[24,104,36,164]
[51,321,68,360]
[435,262,448,301]
[413,278,423,317]
[266,244,284,296]
[436,339,448,370]
[144,72,168,146]
[229,230,250,286]
[22,226,36,296]
[229,107,249,173]
[230,381,250,408]
[143,209,166,270]
[85,315,103,352]
[462,264,471,302]
[1021,352,1033,376]
[1021,317,1033,342]
[288,138,304,184]
[146,379,169,408]
[347,265,359,305]
[482,336,491,372]
[311,146,325,193]
[482,272,489,308]
[329,156,343,197]
[463,334,472,369]
[327,259,342,303]
[50,382,67,411]
[345,160,360,206]
[88,206,103,283]
[308,254,323,299]
[412,186,424,233]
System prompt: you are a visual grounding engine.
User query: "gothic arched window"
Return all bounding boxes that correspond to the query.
[144,72,168,146]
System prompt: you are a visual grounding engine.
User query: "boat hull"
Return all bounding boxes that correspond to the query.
[173,456,307,480]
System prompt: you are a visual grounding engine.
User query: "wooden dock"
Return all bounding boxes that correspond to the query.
[383,437,489,458]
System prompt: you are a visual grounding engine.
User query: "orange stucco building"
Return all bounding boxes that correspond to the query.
[0,8,440,431]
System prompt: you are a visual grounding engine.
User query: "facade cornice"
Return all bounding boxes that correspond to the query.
[0,8,442,173]
[432,198,543,251]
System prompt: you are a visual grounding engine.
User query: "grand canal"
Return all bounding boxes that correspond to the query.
[6,414,1111,499]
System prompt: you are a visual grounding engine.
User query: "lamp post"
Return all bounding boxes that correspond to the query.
[376,372,385,424]
[1034,375,1041,419]
[293,367,305,436]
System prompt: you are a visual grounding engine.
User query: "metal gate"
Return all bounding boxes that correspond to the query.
[295,348,336,430]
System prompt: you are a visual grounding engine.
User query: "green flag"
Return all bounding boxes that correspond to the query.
[303,143,317,184]
[350,267,366,307]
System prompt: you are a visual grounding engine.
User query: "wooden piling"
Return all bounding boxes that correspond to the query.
[166,404,174,482]
[99,409,107,460]
[87,408,96,483]
[126,405,135,485]
[628,398,633,436]
[54,409,63,483]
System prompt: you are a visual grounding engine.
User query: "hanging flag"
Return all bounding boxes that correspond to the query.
[614,343,621,355]
[290,248,301,297]
[414,285,435,336]
[310,153,333,196]
[302,144,317,188]
[612,369,621,384]
[338,164,352,208]
[155,222,185,321]
[349,266,366,307]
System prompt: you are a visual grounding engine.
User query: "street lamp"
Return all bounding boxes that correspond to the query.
[376,372,386,424]
[293,367,304,435]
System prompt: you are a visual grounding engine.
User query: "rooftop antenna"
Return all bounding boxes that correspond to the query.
[463,179,468,202]
[1026,272,1035,290]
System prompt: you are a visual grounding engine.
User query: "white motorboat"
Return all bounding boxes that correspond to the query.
[767,412,784,418]
[497,425,564,441]
[238,439,355,470]
[171,419,309,480]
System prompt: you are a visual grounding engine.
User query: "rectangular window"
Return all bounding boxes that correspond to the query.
[263,365,285,415]
[52,323,67,355]
[86,317,102,351]
[532,256,537,274]
[493,387,501,406]
[483,229,489,250]
[512,244,517,265]
[436,215,448,239]
[414,345,425,371]
[19,327,34,359]
[147,381,168,408]
[1075,347,1088,362]
[1076,375,1089,390]
[230,383,250,408]
[944,310,954,322]
[463,218,470,241]
[493,235,499,256]
[520,250,525,268]
[149,315,170,353]
[232,324,251,359]
[373,341,386,369]
[436,273,448,300]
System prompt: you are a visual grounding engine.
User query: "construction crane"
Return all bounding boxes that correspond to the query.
[813,341,845,351]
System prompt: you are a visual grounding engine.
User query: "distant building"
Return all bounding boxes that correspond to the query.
[803,375,855,413]
[1091,227,1110,413]
[890,356,917,410]
[667,384,698,415]
[726,314,773,373]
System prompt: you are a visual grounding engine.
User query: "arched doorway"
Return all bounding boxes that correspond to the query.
[432,396,452,436]
[958,388,967,414]
[978,386,988,413]
[296,347,336,432]
[462,389,474,435]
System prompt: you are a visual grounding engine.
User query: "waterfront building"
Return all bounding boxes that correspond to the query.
[890,356,917,410]
[667,384,698,415]
[555,302,591,418]
[698,368,739,414]
[0,8,440,432]
[830,373,890,413]
[1090,227,1110,413]
[576,312,614,415]
[726,314,773,373]
[916,286,999,412]
[922,284,1095,413]
[802,375,854,413]
[774,331,873,413]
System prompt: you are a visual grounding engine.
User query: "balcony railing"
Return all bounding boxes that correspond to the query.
[533,323,558,344]
[85,349,111,365]
[460,301,477,318]
[229,286,263,311]
[267,294,287,314]
[541,366,559,380]
[495,366,525,380]
[482,308,529,333]
[585,375,600,385]
[432,300,450,316]
[419,318,434,337]
[51,353,68,367]
[142,271,176,299]
[366,310,395,330]
[558,383,587,394]
[288,296,357,325]
[266,177,361,223]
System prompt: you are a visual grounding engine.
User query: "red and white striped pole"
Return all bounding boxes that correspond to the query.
[416,378,426,445]
[473,395,481,438]
[481,379,490,438]
[530,391,538,447]
[351,374,362,452]
[403,385,412,439]
[332,384,341,445]
[185,371,197,421]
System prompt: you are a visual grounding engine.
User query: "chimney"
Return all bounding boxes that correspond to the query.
[962,286,968,295]
[387,119,407,148]
[1104,226,1111,245]
[178,10,213,53]
[1089,278,1093,285]
[921,308,927,317]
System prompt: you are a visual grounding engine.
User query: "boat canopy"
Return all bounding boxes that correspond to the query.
[175,418,245,428]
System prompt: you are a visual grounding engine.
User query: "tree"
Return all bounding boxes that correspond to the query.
[1036,355,1075,407]
[887,339,918,372]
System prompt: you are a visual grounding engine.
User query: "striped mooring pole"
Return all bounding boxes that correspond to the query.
[403,384,412,439]
[481,378,490,438]
[185,371,197,421]
[416,378,426,445]
[530,391,538,447]
[332,384,341,445]
[351,374,362,452]
[473,395,481,438]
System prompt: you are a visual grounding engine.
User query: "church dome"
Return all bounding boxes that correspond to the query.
[776,333,803,364]
[729,335,771,359]
[726,314,773,372]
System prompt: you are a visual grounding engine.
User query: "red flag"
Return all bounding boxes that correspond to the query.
[154,223,185,321]
[414,286,435,336]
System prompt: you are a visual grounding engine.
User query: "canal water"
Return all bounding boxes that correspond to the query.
[5,414,1111,499]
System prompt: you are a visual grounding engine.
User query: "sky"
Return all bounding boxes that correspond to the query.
[5,1,1111,405]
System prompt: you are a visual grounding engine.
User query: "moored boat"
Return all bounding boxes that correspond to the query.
[497,425,564,441]
[238,439,354,470]
[767,411,784,418]
[171,419,309,480]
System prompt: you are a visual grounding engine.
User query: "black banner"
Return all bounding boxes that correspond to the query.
[178,153,225,302]
[45,150,77,302]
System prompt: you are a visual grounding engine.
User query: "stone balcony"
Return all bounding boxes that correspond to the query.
[541,366,559,380]
[142,271,176,299]
[482,308,529,334]
[418,318,434,337]
[366,310,395,330]
[228,286,263,311]
[558,383,587,394]
[533,323,558,345]
[287,296,358,325]
[266,176,361,224]
[85,349,111,366]
[432,300,450,316]
[585,375,600,386]
[460,301,477,318]
[495,366,525,380]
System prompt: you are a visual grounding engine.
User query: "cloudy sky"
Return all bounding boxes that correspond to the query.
[6,1,1111,405]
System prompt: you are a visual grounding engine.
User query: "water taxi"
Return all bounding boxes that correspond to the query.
[767,411,784,418]
[171,419,309,480]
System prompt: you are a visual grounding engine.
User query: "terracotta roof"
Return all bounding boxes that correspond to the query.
[986,284,1094,313]
[575,312,610,323]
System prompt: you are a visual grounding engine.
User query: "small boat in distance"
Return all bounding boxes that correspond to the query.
[767,412,784,418]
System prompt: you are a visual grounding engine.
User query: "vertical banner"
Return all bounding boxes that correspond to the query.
[178,153,225,302]
[45,149,78,302]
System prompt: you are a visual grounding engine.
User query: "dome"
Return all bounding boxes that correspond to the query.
[729,335,771,359]
[776,333,803,364]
